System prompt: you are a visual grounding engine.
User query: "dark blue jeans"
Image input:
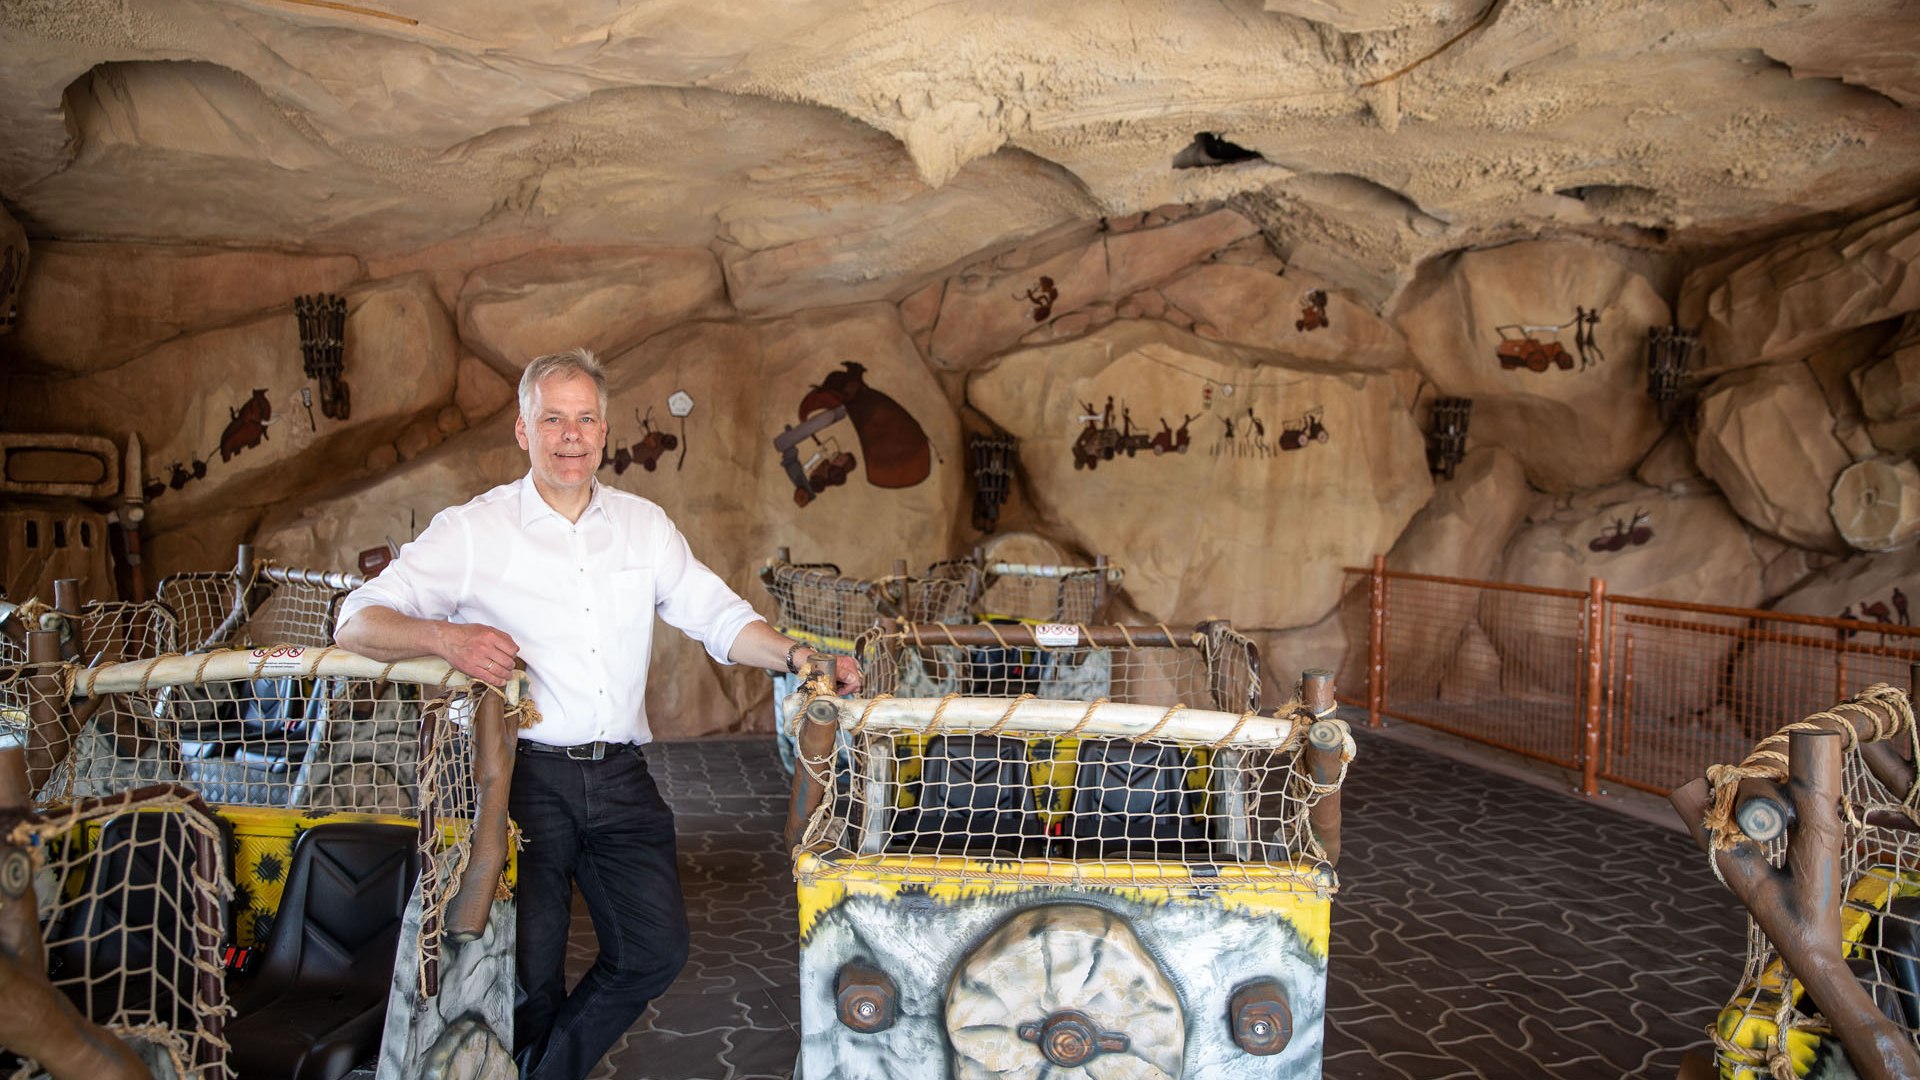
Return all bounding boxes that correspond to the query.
[510,744,689,1080]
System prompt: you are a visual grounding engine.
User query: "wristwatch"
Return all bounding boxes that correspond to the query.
[784,640,810,674]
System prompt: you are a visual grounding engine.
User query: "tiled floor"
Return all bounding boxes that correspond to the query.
[570,730,1745,1080]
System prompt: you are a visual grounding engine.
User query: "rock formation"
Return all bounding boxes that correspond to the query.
[5,0,1920,737]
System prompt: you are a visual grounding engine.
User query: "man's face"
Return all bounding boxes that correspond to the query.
[515,372,606,496]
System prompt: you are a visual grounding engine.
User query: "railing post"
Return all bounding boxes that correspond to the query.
[1580,576,1606,797]
[1367,555,1387,729]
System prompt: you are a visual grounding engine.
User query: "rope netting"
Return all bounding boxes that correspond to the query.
[789,622,1340,891]
[16,661,450,814]
[155,564,357,654]
[1700,685,1920,1077]
[760,559,978,652]
[2,646,526,1075]
[859,621,1261,713]
[7,787,233,1080]
[975,561,1124,625]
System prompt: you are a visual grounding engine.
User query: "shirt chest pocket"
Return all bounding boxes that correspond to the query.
[608,567,657,631]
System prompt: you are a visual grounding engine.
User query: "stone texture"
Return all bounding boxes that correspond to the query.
[11,242,363,374]
[1634,428,1706,492]
[457,247,731,372]
[1487,484,1764,711]
[1392,239,1668,492]
[1830,458,1920,553]
[1373,447,1531,704]
[1680,198,1920,372]
[925,210,1259,371]
[3,0,1920,307]
[1159,264,1411,373]
[1502,485,1764,607]
[259,303,962,739]
[1694,361,1853,552]
[1386,447,1530,581]
[4,273,456,537]
[454,351,517,424]
[1769,542,1920,622]
[1854,315,1920,423]
[969,320,1431,630]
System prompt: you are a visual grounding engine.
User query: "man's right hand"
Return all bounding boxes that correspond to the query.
[437,622,521,687]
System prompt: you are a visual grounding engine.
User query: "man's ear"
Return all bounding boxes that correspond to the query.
[514,414,529,451]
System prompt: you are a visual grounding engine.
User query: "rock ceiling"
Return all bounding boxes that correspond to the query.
[3,0,1919,310]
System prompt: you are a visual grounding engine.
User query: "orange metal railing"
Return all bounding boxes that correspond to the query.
[1339,557,1920,796]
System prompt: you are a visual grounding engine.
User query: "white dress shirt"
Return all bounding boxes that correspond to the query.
[337,474,765,746]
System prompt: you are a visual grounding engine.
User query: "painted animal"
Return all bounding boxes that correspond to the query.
[219,389,273,462]
[798,362,931,489]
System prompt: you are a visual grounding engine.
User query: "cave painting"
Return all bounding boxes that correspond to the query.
[1587,508,1652,553]
[1212,405,1272,458]
[1278,407,1330,451]
[1018,276,1059,322]
[1295,289,1329,333]
[219,389,274,463]
[603,407,679,476]
[1840,587,1911,633]
[773,361,930,507]
[1071,396,1195,469]
[1495,306,1603,373]
[601,393,696,478]
[141,388,274,500]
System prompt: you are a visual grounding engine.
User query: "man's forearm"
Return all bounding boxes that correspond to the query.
[334,607,447,662]
[729,619,805,672]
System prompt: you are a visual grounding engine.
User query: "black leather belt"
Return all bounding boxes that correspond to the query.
[517,739,626,761]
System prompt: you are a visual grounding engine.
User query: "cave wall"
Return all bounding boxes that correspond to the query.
[7,197,1920,735]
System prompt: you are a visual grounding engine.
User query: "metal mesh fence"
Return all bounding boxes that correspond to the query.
[1602,599,1920,796]
[789,623,1340,890]
[1362,570,1590,771]
[1342,562,1920,797]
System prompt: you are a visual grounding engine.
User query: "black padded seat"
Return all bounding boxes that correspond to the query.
[888,734,1042,857]
[1066,738,1207,858]
[224,821,420,1080]
[46,811,208,1032]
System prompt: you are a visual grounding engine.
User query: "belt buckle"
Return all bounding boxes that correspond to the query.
[564,741,606,761]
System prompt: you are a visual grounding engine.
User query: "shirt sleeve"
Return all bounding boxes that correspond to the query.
[335,507,473,633]
[649,515,765,666]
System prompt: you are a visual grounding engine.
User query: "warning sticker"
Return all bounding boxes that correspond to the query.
[250,645,308,675]
[1034,623,1080,647]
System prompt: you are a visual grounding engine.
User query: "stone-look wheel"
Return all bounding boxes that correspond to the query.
[945,903,1184,1079]
[419,1016,516,1080]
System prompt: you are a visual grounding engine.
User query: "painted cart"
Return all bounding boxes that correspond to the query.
[1671,682,1920,1080]
[783,620,1351,1079]
[0,556,523,1080]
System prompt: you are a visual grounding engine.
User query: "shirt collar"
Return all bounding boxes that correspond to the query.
[517,473,610,529]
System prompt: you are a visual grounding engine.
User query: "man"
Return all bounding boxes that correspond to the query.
[334,347,861,1080]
